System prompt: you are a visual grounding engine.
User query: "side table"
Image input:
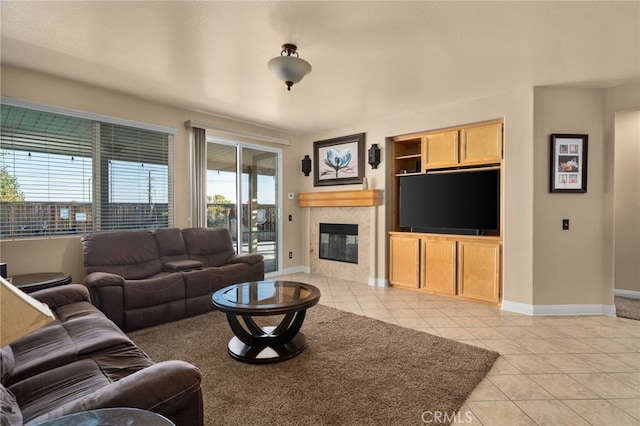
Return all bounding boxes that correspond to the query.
[10,272,72,294]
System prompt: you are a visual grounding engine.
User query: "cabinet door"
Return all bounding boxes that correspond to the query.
[389,236,420,288]
[421,239,456,295]
[460,122,502,165]
[423,131,459,169]
[458,241,501,303]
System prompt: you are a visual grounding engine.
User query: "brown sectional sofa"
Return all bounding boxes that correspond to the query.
[82,227,264,332]
[1,284,202,425]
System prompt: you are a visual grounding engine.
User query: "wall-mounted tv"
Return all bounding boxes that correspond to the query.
[399,168,500,235]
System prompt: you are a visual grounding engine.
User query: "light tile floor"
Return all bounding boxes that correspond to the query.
[279,273,640,426]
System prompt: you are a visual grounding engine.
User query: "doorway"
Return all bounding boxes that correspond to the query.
[206,140,280,273]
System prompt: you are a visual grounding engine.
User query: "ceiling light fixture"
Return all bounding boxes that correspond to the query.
[268,44,312,91]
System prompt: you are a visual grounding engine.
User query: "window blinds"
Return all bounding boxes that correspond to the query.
[0,104,174,239]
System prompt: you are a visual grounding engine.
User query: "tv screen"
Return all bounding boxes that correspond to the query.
[399,169,500,235]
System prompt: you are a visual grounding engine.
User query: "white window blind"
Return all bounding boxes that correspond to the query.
[0,104,174,239]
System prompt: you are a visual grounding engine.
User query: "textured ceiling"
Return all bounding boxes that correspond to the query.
[1,1,639,135]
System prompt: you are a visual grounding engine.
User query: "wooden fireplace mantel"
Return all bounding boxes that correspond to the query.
[298,189,382,207]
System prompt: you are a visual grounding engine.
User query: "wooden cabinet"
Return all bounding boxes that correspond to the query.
[388,119,504,305]
[423,130,459,169]
[389,235,420,288]
[420,120,503,171]
[421,238,456,295]
[460,122,503,166]
[458,240,501,303]
[388,233,501,304]
[393,136,422,175]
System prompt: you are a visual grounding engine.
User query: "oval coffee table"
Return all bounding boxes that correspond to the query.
[212,281,321,364]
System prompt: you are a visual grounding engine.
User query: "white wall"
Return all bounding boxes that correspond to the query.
[3,64,637,311]
[0,65,305,281]
[614,110,640,294]
[299,88,536,305]
[532,87,612,306]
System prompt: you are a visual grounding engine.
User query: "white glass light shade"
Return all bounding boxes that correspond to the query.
[268,55,312,88]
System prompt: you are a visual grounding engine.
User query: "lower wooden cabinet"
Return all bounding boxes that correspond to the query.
[457,240,502,303]
[388,232,502,304]
[421,239,456,295]
[389,235,420,288]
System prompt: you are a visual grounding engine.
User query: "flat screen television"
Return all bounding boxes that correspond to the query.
[399,169,500,235]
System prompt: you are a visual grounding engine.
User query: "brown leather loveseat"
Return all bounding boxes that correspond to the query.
[82,227,264,332]
[1,284,203,425]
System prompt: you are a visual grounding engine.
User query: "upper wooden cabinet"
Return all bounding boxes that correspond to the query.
[460,122,503,166]
[418,120,503,171]
[422,130,459,169]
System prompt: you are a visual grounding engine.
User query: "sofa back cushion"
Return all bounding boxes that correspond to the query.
[154,228,189,262]
[82,230,163,279]
[182,227,235,267]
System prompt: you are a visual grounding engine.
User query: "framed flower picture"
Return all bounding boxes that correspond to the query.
[550,134,588,193]
[313,133,365,187]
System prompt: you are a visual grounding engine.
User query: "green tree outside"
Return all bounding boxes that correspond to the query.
[0,161,24,202]
[207,194,233,228]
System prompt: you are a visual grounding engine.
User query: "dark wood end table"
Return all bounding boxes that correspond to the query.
[212,281,321,364]
[10,272,72,293]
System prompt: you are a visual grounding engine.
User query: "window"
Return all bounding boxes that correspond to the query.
[0,103,174,239]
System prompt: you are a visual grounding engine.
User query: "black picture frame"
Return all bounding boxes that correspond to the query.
[550,134,588,193]
[313,133,365,187]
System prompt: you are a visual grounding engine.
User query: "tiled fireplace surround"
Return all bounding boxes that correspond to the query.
[300,190,382,285]
[309,206,378,285]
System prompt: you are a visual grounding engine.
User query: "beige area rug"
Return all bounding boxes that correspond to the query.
[615,296,640,321]
[129,305,499,426]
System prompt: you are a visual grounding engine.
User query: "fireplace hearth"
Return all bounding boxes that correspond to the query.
[319,223,358,264]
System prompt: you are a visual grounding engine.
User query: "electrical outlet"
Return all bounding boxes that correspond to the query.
[562,219,570,230]
[288,252,293,259]
[288,214,292,221]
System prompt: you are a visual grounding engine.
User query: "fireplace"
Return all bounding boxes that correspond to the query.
[319,223,358,264]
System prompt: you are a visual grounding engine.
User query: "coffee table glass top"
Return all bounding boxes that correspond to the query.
[212,281,320,314]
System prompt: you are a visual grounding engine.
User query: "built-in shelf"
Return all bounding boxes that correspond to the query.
[298,189,382,207]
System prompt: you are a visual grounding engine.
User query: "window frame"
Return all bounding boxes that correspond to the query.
[0,97,177,240]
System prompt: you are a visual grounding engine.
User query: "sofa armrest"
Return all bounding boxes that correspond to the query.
[227,253,264,266]
[36,361,203,426]
[30,284,90,308]
[164,259,203,272]
[83,272,126,329]
[84,272,126,288]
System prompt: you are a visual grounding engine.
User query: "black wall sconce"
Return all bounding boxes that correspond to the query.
[368,144,381,169]
[301,155,312,176]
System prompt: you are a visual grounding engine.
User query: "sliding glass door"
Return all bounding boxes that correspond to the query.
[206,140,279,273]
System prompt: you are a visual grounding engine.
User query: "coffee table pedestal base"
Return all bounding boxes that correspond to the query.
[227,331,307,364]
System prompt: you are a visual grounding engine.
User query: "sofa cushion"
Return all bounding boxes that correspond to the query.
[1,384,22,426]
[182,227,235,267]
[207,263,262,290]
[8,315,134,385]
[122,274,185,310]
[82,231,163,279]
[154,228,189,262]
[0,346,14,385]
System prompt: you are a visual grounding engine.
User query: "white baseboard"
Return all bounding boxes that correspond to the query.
[502,300,616,317]
[615,289,640,299]
[368,277,388,287]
